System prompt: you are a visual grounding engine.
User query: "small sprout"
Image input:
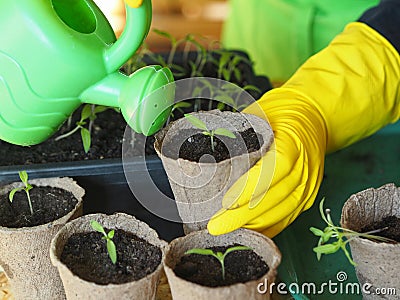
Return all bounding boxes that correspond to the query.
[55,104,111,153]
[9,171,33,214]
[90,220,117,264]
[185,245,252,280]
[310,198,394,266]
[184,114,236,152]
[170,101,192,119]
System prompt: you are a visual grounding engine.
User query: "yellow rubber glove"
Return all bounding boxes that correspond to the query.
[208,22,400,237]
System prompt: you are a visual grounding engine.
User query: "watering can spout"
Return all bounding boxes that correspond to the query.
[81,65,175,136]
[88,0,175,136]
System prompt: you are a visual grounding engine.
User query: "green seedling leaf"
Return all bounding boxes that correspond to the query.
[192,86,205,98]
[214,128,236,139]
[153,29,177,45]
[108,230,115,239]
[19,171,28,184]
[90,220,117,264]
[94,105,109,115]
[171,63,187,77]
[9,171,34,214]
[81,104,93,121]
[184,114,208,131]
[222,69,231,81]
[233,68,241,82]
[198,78,215,93]
[223,245,252,256]
[217,102,225,111]
[218,52,231,69]
[8,189,20,203]
[309,227,324,237]
[321,230,334,243]
[81,128,91,153]
[242,85,261,93]
[107,239,117,264]
[90,220,106,235]
[172,102,192,110]
[221,83,238,91]
[214,94,236,107]
[313,242,341,255]
[185,245,252,280]
[185,248,215,256]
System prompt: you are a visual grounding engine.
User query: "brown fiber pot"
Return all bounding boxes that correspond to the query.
[164,228,281,300]
[155,110,274,233]
[341,183,400,300]
[50,213,167,300]
[0,177,84,300]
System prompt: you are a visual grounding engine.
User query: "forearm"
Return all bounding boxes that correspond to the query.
[283,23,399,152]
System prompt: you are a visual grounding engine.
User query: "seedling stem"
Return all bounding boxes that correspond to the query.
[185,245,252,280]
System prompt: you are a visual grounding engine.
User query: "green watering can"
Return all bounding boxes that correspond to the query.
[0,0,174,146]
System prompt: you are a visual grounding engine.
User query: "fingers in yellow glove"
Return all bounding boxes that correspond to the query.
[208,134,315,236]
[208,90,327,237]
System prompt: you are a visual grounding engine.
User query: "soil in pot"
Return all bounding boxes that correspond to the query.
[360,216,400,242]
[162,128,262,163]
[0,186,78,228]
[60,229,162,285]
[174,244,269,287]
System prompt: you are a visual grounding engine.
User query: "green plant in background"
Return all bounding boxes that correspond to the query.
[310,198,393,265]
[184,114,236,152]
[168,101,192,122]
[9,171,33,214]
[90,220,117,264]
[55,104,111,153]
[211,49,253,83]
[185,246,252,280]
[124,30,262,116]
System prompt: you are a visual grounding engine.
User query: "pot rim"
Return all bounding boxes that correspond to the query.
[154,110,274,165]
[164,228,281,289]
[0,177,84,233]
[50,212,168,289]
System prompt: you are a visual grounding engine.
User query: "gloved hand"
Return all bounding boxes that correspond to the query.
[208,21,400,237]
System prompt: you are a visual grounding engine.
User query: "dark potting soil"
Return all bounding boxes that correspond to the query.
[162,128,262,163]
[361,216,400,242]
[60,229,162,285]
[174,244,268,287]
[0,108,126,166]
[0,186,78,228]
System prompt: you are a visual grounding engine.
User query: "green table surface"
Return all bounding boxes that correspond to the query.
[273,121,400,300]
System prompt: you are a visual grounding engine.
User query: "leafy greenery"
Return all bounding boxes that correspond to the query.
[9,171,33,214]
[184,114,236,152]
[125,29,261,114]
[310,198,393,265]
[55,104,111,153]
[90,220,117,264]
[185,245,252,280]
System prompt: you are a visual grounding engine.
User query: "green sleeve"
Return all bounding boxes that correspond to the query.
[222,0,378,82]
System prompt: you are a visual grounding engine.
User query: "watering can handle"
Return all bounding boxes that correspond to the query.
[103,0,152,73]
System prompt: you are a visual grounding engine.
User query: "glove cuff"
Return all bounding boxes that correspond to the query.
[283,22,400,152]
